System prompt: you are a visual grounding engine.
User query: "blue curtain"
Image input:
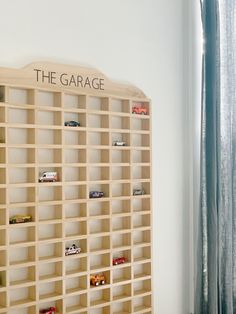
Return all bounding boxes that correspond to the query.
[196,0,236,313]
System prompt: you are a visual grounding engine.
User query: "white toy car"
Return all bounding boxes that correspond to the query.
[65,244,81,256]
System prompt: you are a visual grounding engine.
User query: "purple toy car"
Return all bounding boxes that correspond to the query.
[89,191,104,198]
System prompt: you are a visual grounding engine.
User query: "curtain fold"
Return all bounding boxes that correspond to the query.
[196,0,236,313]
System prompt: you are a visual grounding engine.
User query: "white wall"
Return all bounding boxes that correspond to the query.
[0,1,191,313]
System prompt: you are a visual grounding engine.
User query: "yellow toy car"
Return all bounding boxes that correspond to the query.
[9,215,32,224]
[90,274,106,286]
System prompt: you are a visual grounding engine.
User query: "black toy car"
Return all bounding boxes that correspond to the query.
[64,120,80,127]
[133,189,145,196]
[89,191,104,198]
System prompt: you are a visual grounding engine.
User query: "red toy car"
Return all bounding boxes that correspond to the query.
[113,256,127,265]
[132,106,148,115]
[39,307,56,314]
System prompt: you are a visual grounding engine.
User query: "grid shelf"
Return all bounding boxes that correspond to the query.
[0,62,152,312]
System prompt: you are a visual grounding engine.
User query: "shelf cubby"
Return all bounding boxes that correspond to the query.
[89,235,110,253]
[111,300,132,314]
[9,226,35,246]
[38,223,62,242]
[66,274,87,295]
[64,203,87,220]
[8,148,35,164]
[112,232,131,249]
[8,88,35,106]
[133,278,151,296]
[64,239,87,253]
[112,283,131,301]
[64,184,86,201]
[65,221,87,238]
[133,246,151,263]
[38,280,62,300]
[9,246,35,266]
[133,213,151,230]
[38,204,62,222]
[112,216,131,232]
[38,260,62,281]
[133,294,152,313]
[38,242,62,262]
[0,62,152,312]
[38,186,62,202]
[64,111,86,127]
[88,201,109,217]
[64,166,86,182]
[112,266,131,284]
[87,97,109,111]
[37,91,61,108]
[37,129,61,145]
[88,149,109,164]
[37,109,62,126]
[131,116,150,131]
[110,99,130,114]
[131,133,150,148]
[90,253,110,271]
[8,107,35,125]
[111,166,130,181]
[111,148,130,164]
[111,131,130,146]
[88,131,109,146]
[9,285,36,307]
[110,115,130,130]
[87,114,109,129]
[133,262,151,280]
[9,167,35,184]
[64,148,86,164]
[64,94,86,110]
[133,229,151,246]
[64,130,86,146]
[111,183,130,198]
[112,199,131,215]
[65,256,87,276]
[8,128,35,145]
[90,287,110,307]
[65,293,87,313]
[89,218,110,235]
[9,265,36,287]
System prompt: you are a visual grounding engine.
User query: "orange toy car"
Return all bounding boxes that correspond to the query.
[132,106,148,115]
[90,274,106,286]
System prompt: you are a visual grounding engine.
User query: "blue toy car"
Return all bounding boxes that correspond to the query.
[89,191,104,198]
[64,120,80,127]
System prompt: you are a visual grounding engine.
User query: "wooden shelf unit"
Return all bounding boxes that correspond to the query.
[0,62,152,314]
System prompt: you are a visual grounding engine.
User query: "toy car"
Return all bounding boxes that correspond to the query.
[90,274,106,286]
[9,215,32,224]
[65,244,81,256]
[113,140,126,146]
[64,120,80,127]
[39,171,58,182]
[39,307,56,314]
[113,256,127,265]
[89,191,104,198]
[133,188,145,196]
[132,106,148,115]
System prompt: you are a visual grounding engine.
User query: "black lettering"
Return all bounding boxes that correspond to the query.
[60,73,68,86]
[84,77,91,89]
[91,77,100,90]
[100,79,104,90]
[77,75,84,87]
[69,75,76,86]
[34,69,41,82]
[51,71,57,85]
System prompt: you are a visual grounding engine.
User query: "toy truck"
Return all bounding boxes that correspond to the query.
[39,172,58,182]
[132,106,148,115]
[90,274,106,286]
